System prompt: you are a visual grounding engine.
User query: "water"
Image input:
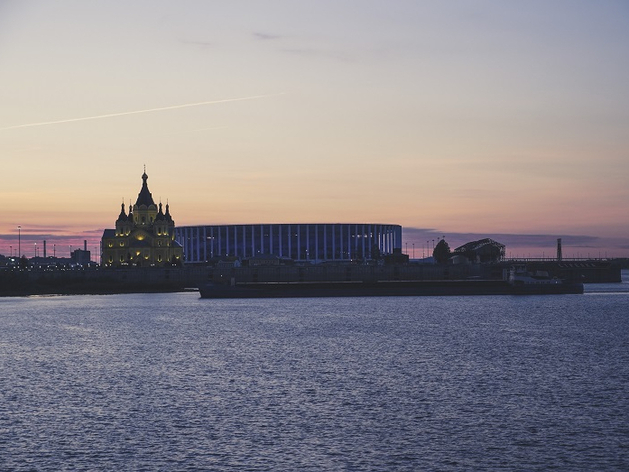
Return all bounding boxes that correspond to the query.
[1,274,628,471]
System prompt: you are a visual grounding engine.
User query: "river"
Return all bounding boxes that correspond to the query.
[1,272,628,471]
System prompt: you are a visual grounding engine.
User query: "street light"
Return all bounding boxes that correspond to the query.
[18,225,21,258]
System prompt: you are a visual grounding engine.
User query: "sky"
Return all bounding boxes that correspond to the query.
[1,0,628,259]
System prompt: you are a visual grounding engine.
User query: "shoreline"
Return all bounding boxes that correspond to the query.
[1,262,622,297]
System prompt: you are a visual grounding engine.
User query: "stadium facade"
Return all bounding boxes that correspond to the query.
[175,223,402,264]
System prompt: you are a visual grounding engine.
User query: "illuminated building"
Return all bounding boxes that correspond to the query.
[175,223,402,264]
[101,171,183,267]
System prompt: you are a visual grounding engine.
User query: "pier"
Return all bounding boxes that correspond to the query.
[0,258,621,296]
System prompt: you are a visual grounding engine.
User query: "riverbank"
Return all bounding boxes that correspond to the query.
[1,261,620,297]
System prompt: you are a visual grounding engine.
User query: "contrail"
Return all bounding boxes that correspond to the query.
[0,93,284,131]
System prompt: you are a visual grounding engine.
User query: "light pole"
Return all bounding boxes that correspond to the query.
[18,225,21,258]
[412,243,415,259]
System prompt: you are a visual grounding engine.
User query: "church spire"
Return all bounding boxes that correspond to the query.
[156,201,165,221]
[117,201,127,221]
[165,200,173,223]
[135,168,155,207]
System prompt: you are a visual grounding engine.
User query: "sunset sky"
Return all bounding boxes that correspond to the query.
[1,1,628,259]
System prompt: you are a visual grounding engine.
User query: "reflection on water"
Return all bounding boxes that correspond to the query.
[1,291,628,471]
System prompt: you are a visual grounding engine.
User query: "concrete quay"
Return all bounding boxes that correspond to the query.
[0,260,621,296]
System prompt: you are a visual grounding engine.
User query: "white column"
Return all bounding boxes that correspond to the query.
[202,226,207,262]
[241,226,245,258]
[341,224,344,260]
[361,224,366,259]
[210,227,214,258]
[380,226,384,255]
[187,227,191,261]
[381,227,385,255]
[340,224,344,260]
[385,225,388,254]
[348,224,352,259]
[183,227,187,260]
[250,225,253,257]
[218,226,222,256]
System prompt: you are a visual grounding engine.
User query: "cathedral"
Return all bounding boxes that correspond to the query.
[101,171,183,267]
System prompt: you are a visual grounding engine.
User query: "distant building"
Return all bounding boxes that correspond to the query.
[101,171,183,267]
[70,240,92,266]
[453,238,505,263]
[71,249,91,266]
[175,223,402,264]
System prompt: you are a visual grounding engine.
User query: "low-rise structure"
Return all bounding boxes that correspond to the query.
[453,238,505,264]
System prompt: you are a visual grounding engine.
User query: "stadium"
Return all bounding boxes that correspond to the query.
[175,223,402,264]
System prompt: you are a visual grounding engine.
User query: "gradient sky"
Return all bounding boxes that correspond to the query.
[1,0,628,259]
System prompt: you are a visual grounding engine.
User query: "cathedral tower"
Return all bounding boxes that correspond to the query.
[101,170,183,267]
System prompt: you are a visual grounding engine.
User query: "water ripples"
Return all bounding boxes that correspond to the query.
[1,292,628,470]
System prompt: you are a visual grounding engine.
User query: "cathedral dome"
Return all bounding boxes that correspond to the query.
[135,171,156,208]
